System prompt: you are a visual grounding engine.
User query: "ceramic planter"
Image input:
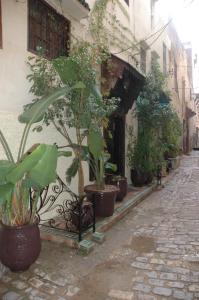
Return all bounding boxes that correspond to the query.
[0,223,41,272]
[105,176,127,201]
[130,169,153,187]
[84,184,119,217]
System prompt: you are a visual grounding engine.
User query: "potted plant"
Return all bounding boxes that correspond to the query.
[127,127,154,187]
[105,174,127,202]
[0,88,72,272]
[26,43,118,199]
[84,129,119,217]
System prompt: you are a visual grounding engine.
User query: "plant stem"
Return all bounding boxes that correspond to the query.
[0,130,14,162]
[17,123,29,162]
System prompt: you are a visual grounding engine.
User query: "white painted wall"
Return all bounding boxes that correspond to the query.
[0,0,91,195]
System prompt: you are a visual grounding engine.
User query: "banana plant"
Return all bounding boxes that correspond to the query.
[0,85,90,225]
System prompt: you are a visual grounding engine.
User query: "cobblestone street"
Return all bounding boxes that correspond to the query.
[2,152,199,300]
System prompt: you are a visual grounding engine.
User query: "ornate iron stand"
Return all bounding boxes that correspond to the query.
[33,176,96,242]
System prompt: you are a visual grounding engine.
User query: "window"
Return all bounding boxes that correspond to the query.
[0,0,2,48]
[140,48,146,74]
[163,43,167,75]
[28,0,70,59]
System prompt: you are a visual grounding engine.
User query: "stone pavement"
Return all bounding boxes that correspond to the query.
[1,152,199,299]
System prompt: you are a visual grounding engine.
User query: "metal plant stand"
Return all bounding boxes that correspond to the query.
[32,176,96,242]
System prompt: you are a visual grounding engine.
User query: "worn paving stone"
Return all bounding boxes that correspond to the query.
[108,289,134,300]
[1,153,199,299]
[11,280,28,290]
[159,272,178,281]
[153,287,172,297]
[132,283,151,293]
[2,291,23,300]
[173,290,193,300]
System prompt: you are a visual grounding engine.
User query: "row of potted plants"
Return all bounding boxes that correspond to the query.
[127,63,182,187]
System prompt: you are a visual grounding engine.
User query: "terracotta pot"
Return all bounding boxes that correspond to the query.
[0,223,41,272]
[84,184,119,217]
[106,177,127,201]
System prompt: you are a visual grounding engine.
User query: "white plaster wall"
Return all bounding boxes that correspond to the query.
[0,0,91,196]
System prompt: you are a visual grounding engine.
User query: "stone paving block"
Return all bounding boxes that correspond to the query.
[66,285,80,297]
[150,258,164,265]
[136,257,149,263]
[153,287,172,297]
[145,271,158,279]
[29,277,44,289]
[173,290,193,300]
[92,232,105,244]
[2,291,23,300]
[172,267,190,275]
[108,289,134,300]
[136,294,157,300]
[78,239,95,255]
[11,280,28,290]
[132,276,145,283]
[159,272,177,281]
[1,275,12,283]
[131,262,152,270]
[167,281,184,288]
[180,275,198,283]
[132,283,151,293]
[39,282,56,295]
[148,279,164,286]
[43,273,68,287]
[188,284,199,292]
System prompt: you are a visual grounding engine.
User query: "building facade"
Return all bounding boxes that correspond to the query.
[0,0,197,192]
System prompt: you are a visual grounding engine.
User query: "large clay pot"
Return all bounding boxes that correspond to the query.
[106,177,127,201]
[0,223,41,272]
[130,169,153,187]
[84,184,119,217]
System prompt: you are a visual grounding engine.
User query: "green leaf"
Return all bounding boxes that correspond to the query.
[6,144,58,188]
[53,58,79,84]
[29,144,58,187]
[0,161,16,184]
[105,162,117,172]
[88,128,103,160]
[66,158,79,184]
[0,183,14,206]
[18,87,69,124]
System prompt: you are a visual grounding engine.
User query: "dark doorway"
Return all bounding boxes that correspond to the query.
[105,114,126,176]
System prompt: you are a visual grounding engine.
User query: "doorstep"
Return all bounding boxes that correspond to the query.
[40,166,180,249]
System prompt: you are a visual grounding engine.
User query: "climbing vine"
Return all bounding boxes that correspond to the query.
[88,0,138,60]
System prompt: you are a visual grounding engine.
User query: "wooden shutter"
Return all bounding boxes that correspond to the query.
[0,0,2,48]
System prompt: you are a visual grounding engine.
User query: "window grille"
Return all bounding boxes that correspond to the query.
[28,0,70,59]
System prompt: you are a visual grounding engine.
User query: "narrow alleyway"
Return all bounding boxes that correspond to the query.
[2,152,199,300]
